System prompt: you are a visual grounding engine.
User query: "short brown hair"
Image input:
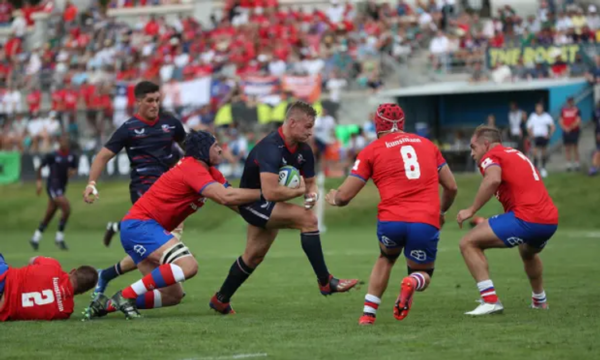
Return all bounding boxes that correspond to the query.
[286,101,317,120]
[73,266,99,295]
[473,125,502,144]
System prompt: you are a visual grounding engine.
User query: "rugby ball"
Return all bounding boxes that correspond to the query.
[279,166,301,188]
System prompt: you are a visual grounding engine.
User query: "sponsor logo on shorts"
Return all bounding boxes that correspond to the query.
[410,250,427,262]
[133,245,147,256]
[380,236,397,247]
[506,237,524,246]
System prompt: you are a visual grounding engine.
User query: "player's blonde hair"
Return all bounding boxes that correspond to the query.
[473,125,502,144]
[285,101,317,121]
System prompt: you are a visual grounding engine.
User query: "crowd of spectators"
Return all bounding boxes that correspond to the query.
[0,0,435,156]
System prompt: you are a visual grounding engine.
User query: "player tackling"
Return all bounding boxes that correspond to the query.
[83,81,186,296]
[325,104,458,324]
[84,130,263,319]
[0,254,97,321]
[209,101,359,314]
[457,125,559,315]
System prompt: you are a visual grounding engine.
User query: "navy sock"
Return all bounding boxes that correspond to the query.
[100,262,123,283]
[58,218,67,232]
[301,231,330,286]
[38,222,48,232]
[217,256,254,303]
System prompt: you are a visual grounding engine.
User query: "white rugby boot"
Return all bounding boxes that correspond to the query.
[465,301,504,315]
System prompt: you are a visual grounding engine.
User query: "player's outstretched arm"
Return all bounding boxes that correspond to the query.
[326,176,366,207]
[83,147,116,203]
[457,166,502,227]
[202,183,263,206]
[259,173,306,202]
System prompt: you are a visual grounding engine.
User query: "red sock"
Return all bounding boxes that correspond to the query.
[477,280,499,303]
[122,264,185,299]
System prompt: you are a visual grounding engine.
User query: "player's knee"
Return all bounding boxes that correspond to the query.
[459,236,475,254]
[299,211,319,232]
[182,260,198,279]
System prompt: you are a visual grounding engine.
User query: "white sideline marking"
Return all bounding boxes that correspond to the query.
[183,353,267,360]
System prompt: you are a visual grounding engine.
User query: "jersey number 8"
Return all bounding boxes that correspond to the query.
[400,145,421,179]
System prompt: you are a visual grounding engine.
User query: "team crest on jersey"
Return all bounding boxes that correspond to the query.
[162,124,176,133]
[134,129,145,136]
[297,154,305,164]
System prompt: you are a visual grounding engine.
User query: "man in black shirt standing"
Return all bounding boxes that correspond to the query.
[31,135,78,250]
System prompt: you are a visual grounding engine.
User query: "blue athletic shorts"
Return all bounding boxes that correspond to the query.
[0,253,8,295]
[239,199,275,229]
[376,221,440,264]
[120,219,174,264]
[489,212,557,249]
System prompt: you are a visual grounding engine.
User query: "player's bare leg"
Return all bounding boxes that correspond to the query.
[359,247,399,325]
[591,149,600,175]
[53,196,71,250]
[94,222,184,295]
[459,219,506,315]
[30,199,58,250]
[211,225,278,314]
[394,259,433,322]
[267,202,360,295]
[109,238,197,319]
[519,244,548,309]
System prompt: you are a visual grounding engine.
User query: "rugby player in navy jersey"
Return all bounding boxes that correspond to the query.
[82,81,186,296]
[209,101,359,314]
[30,135,78,251]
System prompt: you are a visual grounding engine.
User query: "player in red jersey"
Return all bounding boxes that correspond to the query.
[325,104,458,325]
[0,254,97,321]
[559,97,581,171]
[457,126,559,315]
[83,130,264,320]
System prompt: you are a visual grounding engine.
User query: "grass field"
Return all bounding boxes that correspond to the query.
[1,174,599,360]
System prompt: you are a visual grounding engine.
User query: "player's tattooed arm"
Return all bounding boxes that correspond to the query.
[326,176,366,207]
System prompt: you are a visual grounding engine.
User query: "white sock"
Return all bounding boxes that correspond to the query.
[55,231,64,242]
[532,291,547,304]
[32,230,42,243]
[112,223,119,233]
[363,294,381,316]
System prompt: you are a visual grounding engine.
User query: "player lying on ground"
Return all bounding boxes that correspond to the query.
[209,101,359,315]
[456,125,559,315]
[31,135,77,251]
[0,253,97,321]
[325,104,458,325]
[83,81,187,297]
[84,130,263,320]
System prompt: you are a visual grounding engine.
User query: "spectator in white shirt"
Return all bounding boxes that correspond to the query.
[268,58,287,77]
[556,11,573,32]
[11,10,27,38]
[429,30,449,71]
[508,102,527,151]
[526,103,555,177]
[325,70,347,104]
[313,108,337,170]
[327,0,345,24]
[2,86,21,116]
[587,6,600,30]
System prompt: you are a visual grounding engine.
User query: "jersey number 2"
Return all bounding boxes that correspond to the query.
[400,145,421,179]
[22,290,55,308]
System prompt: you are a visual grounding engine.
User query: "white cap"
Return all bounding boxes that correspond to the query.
[589,5,597,13]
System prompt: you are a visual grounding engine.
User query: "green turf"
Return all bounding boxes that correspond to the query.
[0,174,599,360]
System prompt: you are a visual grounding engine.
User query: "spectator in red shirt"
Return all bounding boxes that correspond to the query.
[5,36,22,61]
[26,86,41,115]
[63,1,78,23]
[559,97,582,171]
[0,0,13,24]
[145,16,160,37]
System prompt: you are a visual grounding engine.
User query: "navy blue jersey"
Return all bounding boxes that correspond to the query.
[41,150,78,188]
[104,114,186,194]
[240,128,315,190]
